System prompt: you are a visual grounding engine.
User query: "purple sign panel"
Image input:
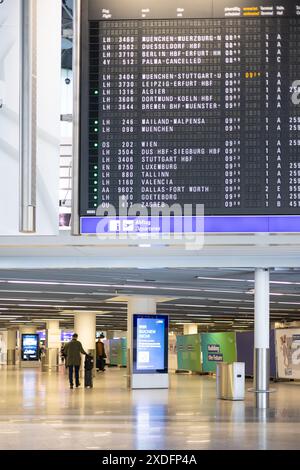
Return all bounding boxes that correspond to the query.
[81,216,300,234]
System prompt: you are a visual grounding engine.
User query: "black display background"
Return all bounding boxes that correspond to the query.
[79,0,300,216]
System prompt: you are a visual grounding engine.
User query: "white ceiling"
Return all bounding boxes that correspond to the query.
[0,232,300,331]
[0,266,300,332]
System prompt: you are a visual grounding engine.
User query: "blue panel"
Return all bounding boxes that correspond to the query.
[81,216,300,234]
[236,330,276,378]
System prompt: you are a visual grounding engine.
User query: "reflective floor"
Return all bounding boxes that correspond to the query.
[0,366,300,450]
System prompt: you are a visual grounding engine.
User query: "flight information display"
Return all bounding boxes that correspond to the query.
[79,0,300,224]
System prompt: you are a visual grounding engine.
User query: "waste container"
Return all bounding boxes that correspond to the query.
[216,362,228,399]
[7,349,16,365]
[216,362,245,400]
[41,349,59,371]
[41,353,47,372]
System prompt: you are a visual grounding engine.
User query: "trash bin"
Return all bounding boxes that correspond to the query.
[41,353,47,372]
[216,362,245,401]
[7,349,16,365]
[216,362,228,399]
[41,349,59,371]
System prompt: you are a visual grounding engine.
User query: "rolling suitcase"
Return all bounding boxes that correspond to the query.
[84,354,94,388]
[84,369,93,388]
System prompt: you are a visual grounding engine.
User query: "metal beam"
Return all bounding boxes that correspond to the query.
[71,0,81,235]
[62,0,73,21]
[19,0,37,233]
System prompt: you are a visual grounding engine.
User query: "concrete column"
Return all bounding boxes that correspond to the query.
[127,296,157,375]
[45,320,61,371]
[7,329,17,365]
[19,0,37,233]
[74,312,96,352]
[74,312,96,376]
[127,296,169,389]
[183,323,198,335]
[19,326,36,335]
[254,268,270,409]
[47,320,59,330]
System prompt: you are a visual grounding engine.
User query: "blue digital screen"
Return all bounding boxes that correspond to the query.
[38,330,46,341]
[37,331,74,342]
[133,315,168,374]
[61,331,74,342]
[21,334,39,361]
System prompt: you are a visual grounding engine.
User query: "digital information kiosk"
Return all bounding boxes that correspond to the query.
[132,314,169,389]
[21,334,39,361]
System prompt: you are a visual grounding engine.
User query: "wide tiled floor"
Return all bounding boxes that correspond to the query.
[0,365,300,450]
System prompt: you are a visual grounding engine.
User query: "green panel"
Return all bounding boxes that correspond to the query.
[121,338,127,366]
[201,332,237,372]
[109,338,127,366]
[109,339,122,365]
[176,334,202,372]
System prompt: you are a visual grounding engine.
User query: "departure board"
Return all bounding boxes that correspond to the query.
[79,0,300,224]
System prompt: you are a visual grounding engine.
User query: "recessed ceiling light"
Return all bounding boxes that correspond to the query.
[7,281,60,285]
[196,276,252,282]
[0,298,27,302]
[10,320,31,323]
[186,314,212,317]
[0,317,18,319]
[214,320,233,323]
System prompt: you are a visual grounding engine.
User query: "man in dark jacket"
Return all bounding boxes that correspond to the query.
[96,336,106,371]
[64,334,87,389]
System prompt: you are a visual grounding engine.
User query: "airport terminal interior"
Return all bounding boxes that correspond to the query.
[1,0,300,452]
[1,267,300,450]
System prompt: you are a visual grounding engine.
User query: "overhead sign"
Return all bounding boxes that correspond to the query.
[79,0,300,233]
[61,331,74,343]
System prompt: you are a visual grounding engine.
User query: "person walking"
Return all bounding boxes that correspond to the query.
[64,333,87,389]
[96,335,106,372]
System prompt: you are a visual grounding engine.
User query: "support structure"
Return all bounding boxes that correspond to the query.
[127,296,169,389]
[46,320,61,371]
[74,312,96,375]
[127,296,156,376]
[71,0,81,236]
[19,0,37,233]
[7,329,17,365]
[254,268,270,409]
